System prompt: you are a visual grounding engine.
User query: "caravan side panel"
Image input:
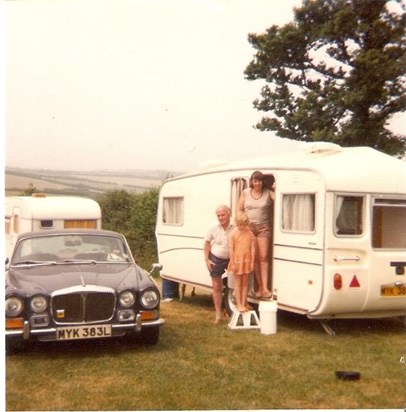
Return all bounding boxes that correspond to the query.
[156,171,235,288]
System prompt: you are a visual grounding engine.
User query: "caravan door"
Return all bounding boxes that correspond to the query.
[272,171,325,314]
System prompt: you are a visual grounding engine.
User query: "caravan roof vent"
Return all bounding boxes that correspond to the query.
[306,142,343,155]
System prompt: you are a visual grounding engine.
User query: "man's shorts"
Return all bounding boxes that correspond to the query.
[249,222,271,239]
[209,252,229,278]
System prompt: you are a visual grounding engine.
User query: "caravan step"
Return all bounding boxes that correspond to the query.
[228,310,260,330]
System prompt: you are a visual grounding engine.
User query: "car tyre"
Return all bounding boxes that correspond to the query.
[138,326,160,345]
[223,285,236,317]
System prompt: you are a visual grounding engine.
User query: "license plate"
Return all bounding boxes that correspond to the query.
[56,324,112,340]
[380,285,406,297]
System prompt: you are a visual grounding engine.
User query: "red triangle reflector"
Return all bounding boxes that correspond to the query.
[349,275,360,288]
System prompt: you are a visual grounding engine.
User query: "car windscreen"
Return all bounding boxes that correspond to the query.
[12,234,131,264]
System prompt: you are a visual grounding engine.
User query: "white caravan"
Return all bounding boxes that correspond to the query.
[5,194,102,260]
[156,143,406,327]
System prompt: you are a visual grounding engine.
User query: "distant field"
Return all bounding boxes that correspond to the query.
[76,174,162,187]
[5,174,71,192]
[5,169,169,197]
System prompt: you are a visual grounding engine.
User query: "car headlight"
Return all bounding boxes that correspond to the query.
[6,296,24,317]
[119,290,135,308]
[30,295,48,313]
[140,289,159,309]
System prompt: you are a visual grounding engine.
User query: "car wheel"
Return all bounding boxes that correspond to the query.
[138,326,160,345]
[6,338,29,354]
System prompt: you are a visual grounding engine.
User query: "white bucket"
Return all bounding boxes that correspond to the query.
[259,300,277,335]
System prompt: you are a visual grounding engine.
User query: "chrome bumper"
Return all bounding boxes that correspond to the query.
[6,314,165,341]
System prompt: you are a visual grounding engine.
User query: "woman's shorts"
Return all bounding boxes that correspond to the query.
[209,252,229,278]
[250,222,271,239]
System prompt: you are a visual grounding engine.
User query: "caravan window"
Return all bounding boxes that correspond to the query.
[335,195,364,236]
[41,220,54,228]
[64,220,98,229]
[162,197,184,225]
[282,194,315,233]
[372,198,406,249]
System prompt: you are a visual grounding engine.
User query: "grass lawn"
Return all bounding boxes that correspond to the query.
[6,286,406,410]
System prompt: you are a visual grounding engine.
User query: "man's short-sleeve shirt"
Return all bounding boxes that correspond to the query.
[205,223,234,259]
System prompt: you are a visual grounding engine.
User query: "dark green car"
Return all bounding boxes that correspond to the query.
[6,229,164,347]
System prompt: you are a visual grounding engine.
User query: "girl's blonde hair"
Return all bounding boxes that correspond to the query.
[235,212,250,227]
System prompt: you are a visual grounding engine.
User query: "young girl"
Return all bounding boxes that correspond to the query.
[228,213,256,312]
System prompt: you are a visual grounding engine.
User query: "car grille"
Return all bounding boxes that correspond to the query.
[51,291,116,324]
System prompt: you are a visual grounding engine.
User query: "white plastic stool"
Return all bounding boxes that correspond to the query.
[228,310,261,330]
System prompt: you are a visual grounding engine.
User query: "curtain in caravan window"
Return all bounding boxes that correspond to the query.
[231,178,247,217]
[163,197,184,224]
[64,220,97,229]
[282,194,315,232]
[335,196,363,235]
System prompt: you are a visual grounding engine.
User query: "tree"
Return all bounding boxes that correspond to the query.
[98,189,134,237]
[98,188,160,268]
[19,183,36,196]
[130,188,160,265]
[245,0,406,157]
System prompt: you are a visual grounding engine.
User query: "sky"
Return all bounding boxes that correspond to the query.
[3,0,405,172]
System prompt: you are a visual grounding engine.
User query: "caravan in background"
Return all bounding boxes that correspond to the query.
[5,194,102,261]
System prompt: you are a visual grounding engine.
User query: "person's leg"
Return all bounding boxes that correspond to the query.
[257,236,272,297]
[253,238,263,297]
[212,276,223,323]
[241,273,249,309]
[234,275,245,312]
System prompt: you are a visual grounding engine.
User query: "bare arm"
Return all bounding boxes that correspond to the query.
[270,182,276,201]
[228,233,236,273]
[250,233,256,272]
[204,240,213,272]
[237,192,245,213]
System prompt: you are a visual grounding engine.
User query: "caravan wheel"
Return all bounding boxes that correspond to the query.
[223,277,259,317]
[223,286,237,316]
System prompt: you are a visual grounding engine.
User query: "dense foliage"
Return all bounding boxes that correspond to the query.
[98,189,159,268]
[245,0,406,157]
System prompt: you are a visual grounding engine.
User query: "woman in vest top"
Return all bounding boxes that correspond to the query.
[237,171,275,299]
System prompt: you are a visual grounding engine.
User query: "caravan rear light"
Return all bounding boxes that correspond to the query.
[334,273,342,290]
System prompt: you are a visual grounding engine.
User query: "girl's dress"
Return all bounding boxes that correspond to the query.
[228,228,255,275]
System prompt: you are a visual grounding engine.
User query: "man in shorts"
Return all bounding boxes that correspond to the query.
[204,205,234,325]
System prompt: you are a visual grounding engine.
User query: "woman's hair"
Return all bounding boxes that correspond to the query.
[249,171,275,189]
[249,170,264,188]
[235,212,250,227]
